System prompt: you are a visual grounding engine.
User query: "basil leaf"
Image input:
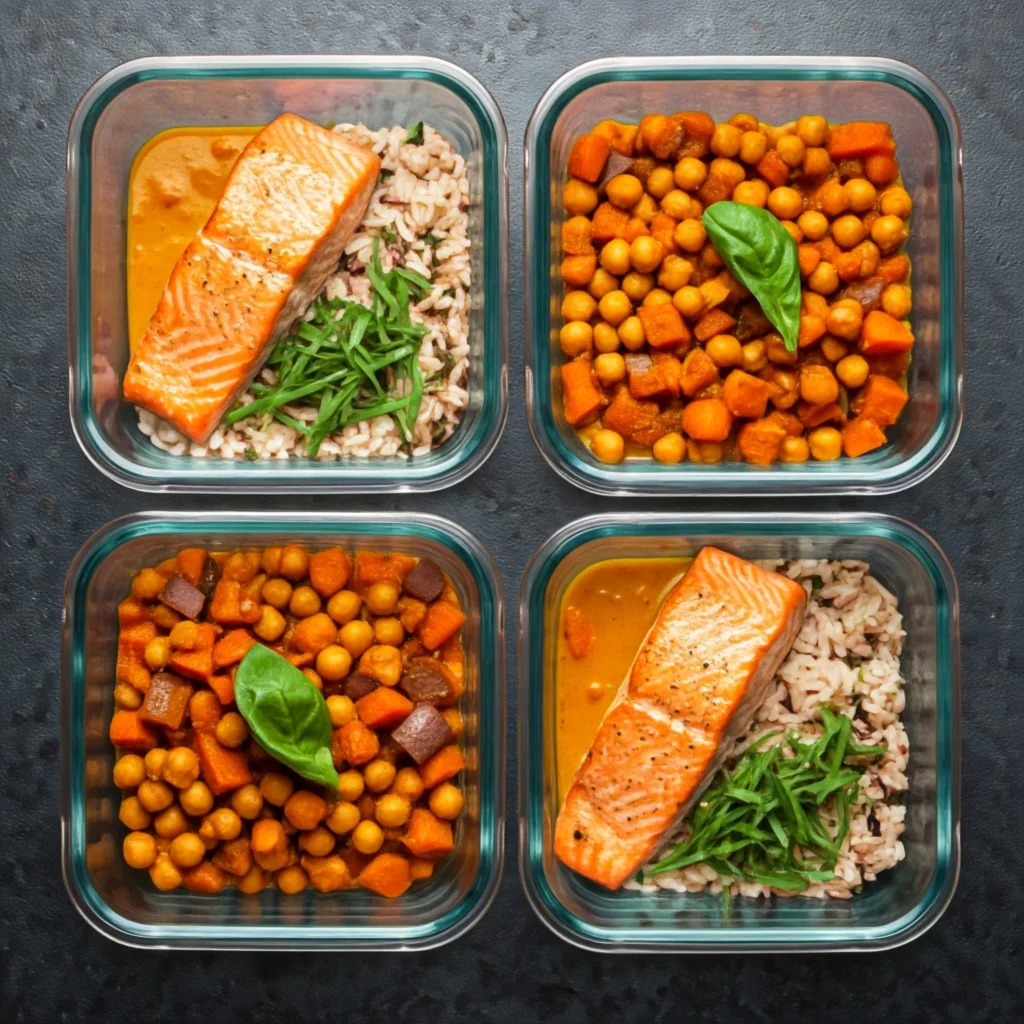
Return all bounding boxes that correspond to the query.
[404,121,424,145]
[234,645,339,794]
[702,201,802,353]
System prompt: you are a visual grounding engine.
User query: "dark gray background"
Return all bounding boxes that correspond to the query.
[1,0,1022,1020]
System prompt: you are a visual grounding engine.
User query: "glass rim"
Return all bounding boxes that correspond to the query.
[62,510,505,950]
[523,56,964,497]
[67,55,509,494]
[517,511,961,952]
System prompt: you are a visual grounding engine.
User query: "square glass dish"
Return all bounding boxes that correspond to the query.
[62,512,504,950]
[519,513,960,951]
[524,57,963,495]
[68,56,508,492]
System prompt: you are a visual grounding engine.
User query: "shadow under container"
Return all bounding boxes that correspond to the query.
[525,57,963,495]
[68,56,508,492]
[63,513,504,950]
[519,513,959,951]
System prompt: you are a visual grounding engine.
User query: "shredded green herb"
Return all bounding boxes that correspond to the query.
[243,445,259,462]
[648,707,886,896]
[404,121,424,145]
[225,239,430,456]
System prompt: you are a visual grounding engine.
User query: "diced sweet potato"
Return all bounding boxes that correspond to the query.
[860,310,914,355]
[630,353,681,400]
[765,410,804,437]
[650,212,678,254]
[213,629,256,669]
[693,308,737,343]
[827,121,896,160]
[561,358,604,427]
[168,637,214,683]
[208,579,260,627]
[567,133,611,183]
[207,674,235,706]
[698,274,732,311]
[420,745,466,789]
[402,808,455,859]
[356,687,414,730]
[109,710,158,752]
[866,351,911,377]
[408,857,434,880]
[117,598,150,627]
[195,731,252,795]
[562,215,594,256]
[561,254,599,287]
[756,149,791,188]
[737,418,789,465]
[842,416,888,457]
[621,216,650,243]
[336,720,380,766]
[878,254,910,284]
[798,314,827,348]
[418,601,466,651]
[698,174,734,207]
[308,548,353,598]
[302,854,352,893]
[175,548,209,586]
[591,119,638,157]
[189,690,222,732]
[591,201,630,243]
[601,386,661,443]
[674,110,715,142]
[722,370,774,419]
[638,114,685,159]
[212,837,253,877]
[139,672,194,730]
[682,398,733,442]
[679,348,720,398]
[358,852,412,898]
[563,605,593,660]
[638,303,690,350]
[798,245,821,278]
[857,375,909,426]
[798,401,847,429]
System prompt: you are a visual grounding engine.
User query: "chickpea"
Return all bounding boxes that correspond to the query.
[880,187,913,218]
[236,864,271,895]
[113,753,146,790]
[767,186,803,221]
[826,299,864,341]
[710,122,743,157]
[137,779,175,813]
[207,807,243,841]
[770,369,799,408]
[168,832,206,869]
[339,619,375,658]
[646,166,675,199]
[674,156,707,191]
[700,244,725,270]
[257,772,293,809]
[705,334,743,367]
[299,826,336,857]
[337,769,365,803]
[594,352,627,387]
[831,214,865,249]
[588,267,619,300]
[657,255,693,292]
[800,364,840,406]
[563,177,599,215]
[279,545,309,581]
[150,605,182,631]
[153,805,188,839]
[844,178,878,213]
[796,115,828,147]
[119,796,151,831]
[882,284,912,320]
[162,747,200,789]
[820,336,849,363]
[629,236,664,274]
[561,290,597,323]
[775,134,806,168]
[231,783,264,820]
[123,831,158,870]
[364,759,398,793]
[836,354,870,389]
[674,218,706,254]
[621,271,655,303]
[326,800,361,834]
[852,240,881,277]
[660,189,692,220]
[261,577,292,610]
[143,636,171,672]
[738,130,768,165]
[254,604,286,642]
[392,767,425,803]
[598,289,632,327]
[808,426,843,461]
[352,819,384,855]
[780,220,803,244]
[179,780,214,817]
[559,321,593,357]
[169,620,200,650]
[374,616,405,647]
[593,321,620,353]
[797,210,829,241]
[672,286,704,319]
[605,173,644,209]
[277,865,308,895]
[652,432,685,464]
[359,644,403,687]
[808,261,840,295]
[141,750,166,782]
[817,181,849,217]
[149,853,183,892]
[741,340,768,373]
[591,429,625,465]
[315,645,353,683]
[688,198,704,219]
[733,180,769,208]
[632,193,658,223]
[286,585,320,619]
[259,547,283,574]
[429,783,465,821]
[597,239,629,277]
[709,158,745,188]
[375,793,412,829]
[303,669,323,690]
[729,112,759,132]
[871,214,908,252]
[803,147,831,177]
[779,436,811,463]
[643,288,673,308]
[285,790,326,831]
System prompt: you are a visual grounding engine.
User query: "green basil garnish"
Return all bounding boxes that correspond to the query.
[702,201,802,353]
[234,645,339,795]
[404,121,424,145]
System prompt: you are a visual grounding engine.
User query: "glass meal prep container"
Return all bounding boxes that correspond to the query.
[67,56,508,493]
[524,57,963,496]
[519,513,960,952]
[62,512,504,950]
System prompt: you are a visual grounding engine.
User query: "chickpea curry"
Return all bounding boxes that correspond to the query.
[110,543,468,899]
[555,557,689,802]
[557,112,914,467]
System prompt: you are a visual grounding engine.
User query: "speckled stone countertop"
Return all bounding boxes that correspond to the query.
[1,0,1022,1020]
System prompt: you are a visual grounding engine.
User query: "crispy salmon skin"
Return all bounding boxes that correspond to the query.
[554,546,807,890]
[123,113,381,443]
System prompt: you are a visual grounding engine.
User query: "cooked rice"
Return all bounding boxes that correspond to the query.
[625,558,908,901]
[137,122,471,460]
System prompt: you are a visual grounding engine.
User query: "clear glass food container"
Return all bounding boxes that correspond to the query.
[524,58,963,495]
[62,512,504,950]
[519,513,960,951]
[68,56,508,492]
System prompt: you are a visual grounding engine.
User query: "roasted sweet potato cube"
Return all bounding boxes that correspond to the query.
[693,308,738,343]
[857,375,908,426]
[591,202,630,243]
[638,304,690,350]
[842,416,888,457]
[722,370,774,419]
[679,348,720,397]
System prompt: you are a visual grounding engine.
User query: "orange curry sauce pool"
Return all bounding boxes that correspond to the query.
[554,556,691,801]
[127,126,258,350]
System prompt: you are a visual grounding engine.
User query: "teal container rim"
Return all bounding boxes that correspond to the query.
[524,57,964,496]
[62,511,505,950]
[518,512,961,952]
[67,56,508,494]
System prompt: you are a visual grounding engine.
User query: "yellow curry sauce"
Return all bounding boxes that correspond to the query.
[554,557,690,801]
[127,126,258,349]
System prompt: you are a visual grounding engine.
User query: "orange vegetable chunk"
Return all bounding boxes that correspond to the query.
[308,547,353,597]
[336,720,380,766]
[355,687,415,730]
[591,202,630,243]
[401,808,455,859]
[563,606,594,660]
[860,310,914,355]
[561,359,604,426]
[418,601,467,651]
[842,416,888,457]
[638,304,690,350]
[827,121,896,160]
[693,308,737,343]
[109,710,159,752]
[737,418,789,465]
[679,348,720,397]
[213,629,256,669]
[682,398,733,443]
[195,731,253,794]
[357,853,412,898]
[419,745,466,789]
[858,375,909,426]
[175,548,209,586]
[722,370,774,419]
[567,133,611,183]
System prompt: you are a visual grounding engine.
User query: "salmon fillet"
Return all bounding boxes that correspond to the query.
[554,547,807,889]
[123,113,381,443]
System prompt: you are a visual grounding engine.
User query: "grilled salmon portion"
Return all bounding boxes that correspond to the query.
[123,113,380,443]
[554,547,807,889]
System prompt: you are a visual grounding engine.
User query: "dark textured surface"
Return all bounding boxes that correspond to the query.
[1,0,1023,1020]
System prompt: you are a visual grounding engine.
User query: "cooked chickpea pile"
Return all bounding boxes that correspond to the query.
[110,544,468,899]
[558,112,914,466]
